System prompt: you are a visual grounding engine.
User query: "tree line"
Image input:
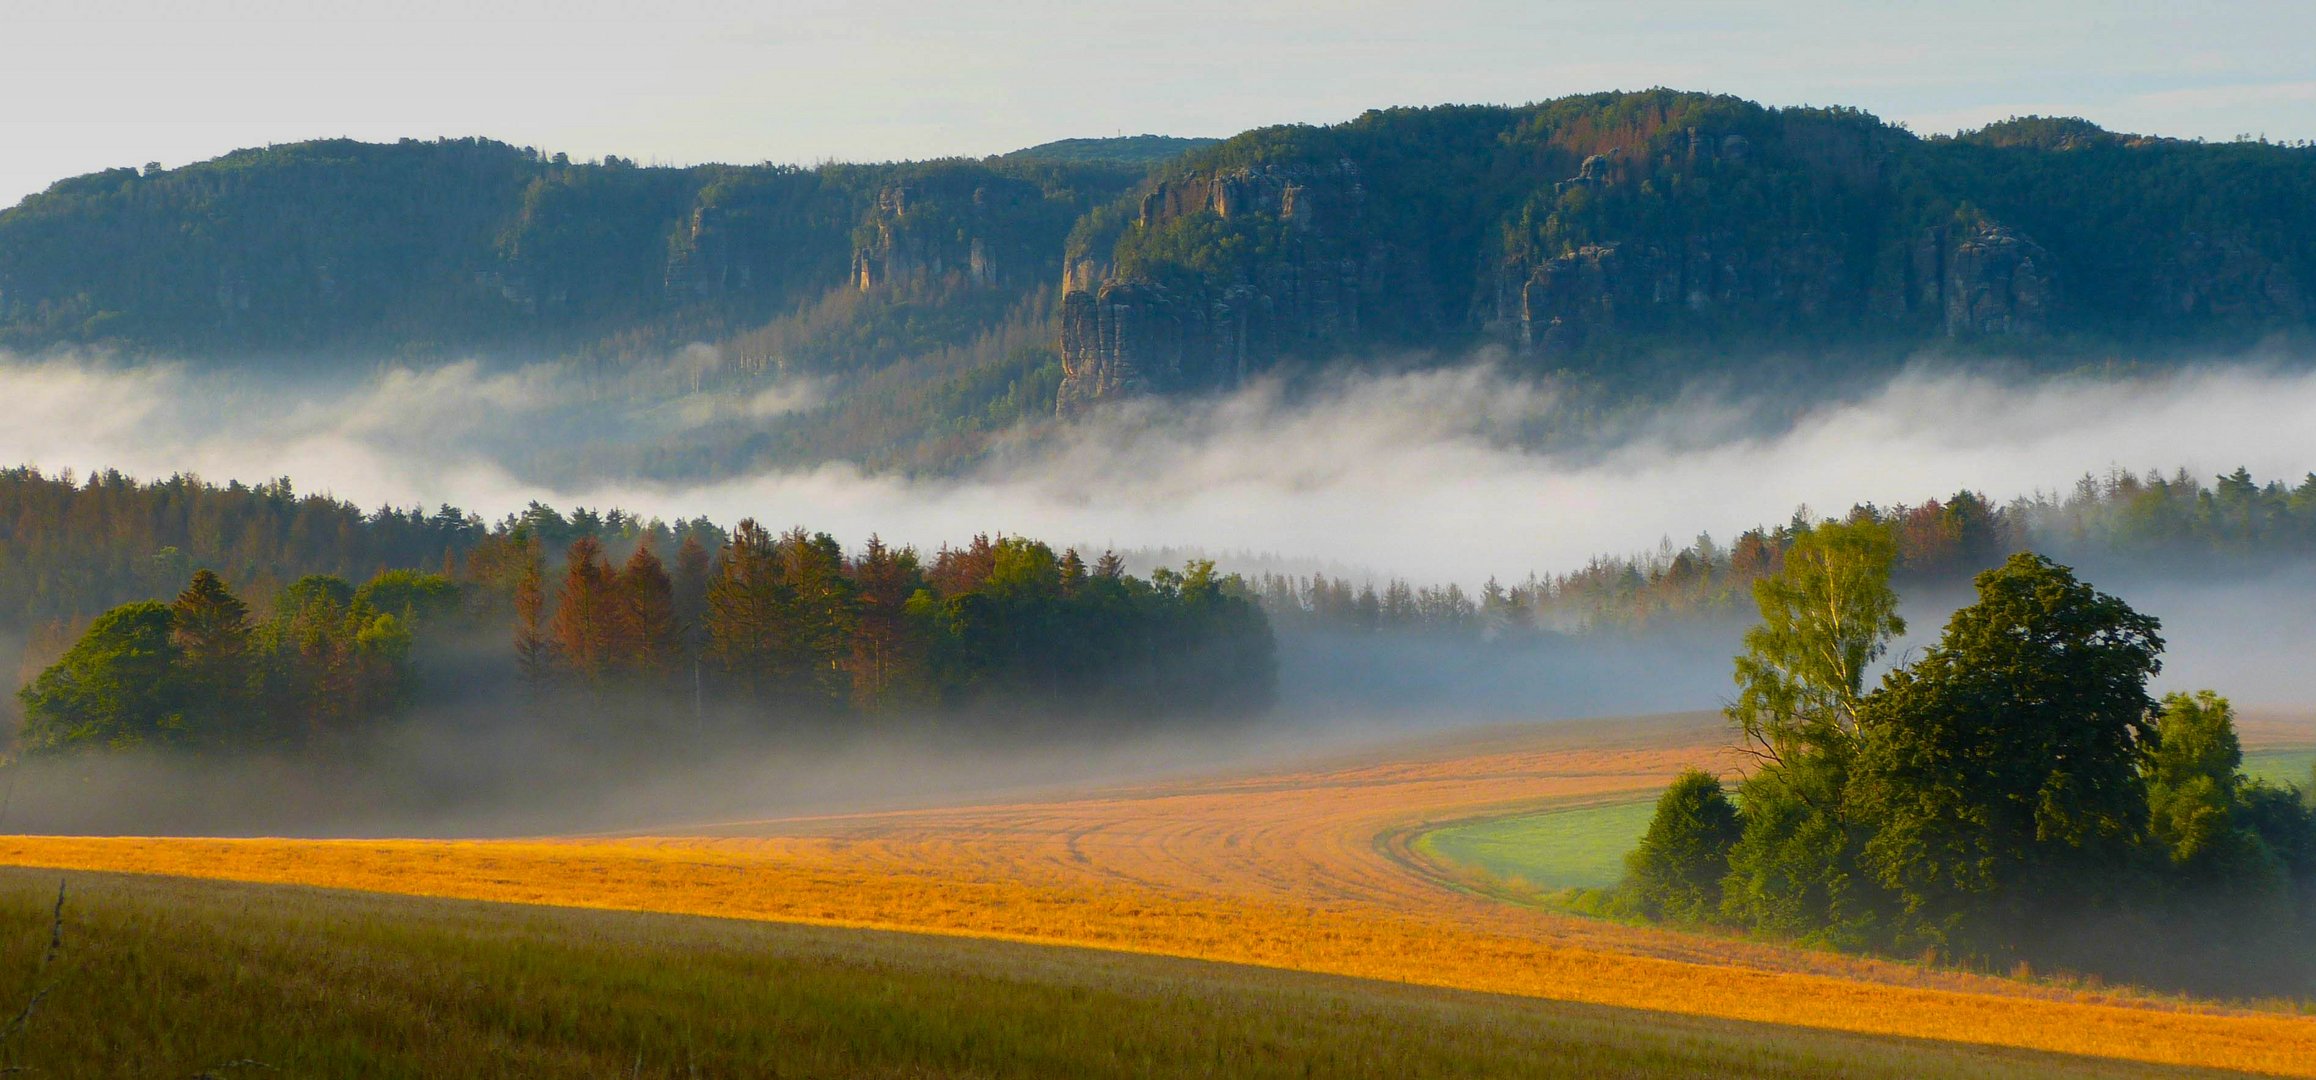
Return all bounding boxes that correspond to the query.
[16,568,448,752]
[1621,522,2316,994]
[14,512,1275,755]
[1255,466,2316,636]
[508,524,1273,720]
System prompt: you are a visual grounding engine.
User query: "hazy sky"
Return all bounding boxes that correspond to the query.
[3,1,2311,210]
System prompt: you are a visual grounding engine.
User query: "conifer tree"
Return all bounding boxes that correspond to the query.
[618,545,679,677]
[170,568,254,739]
[551,537,617,680]
[513,542,549,685]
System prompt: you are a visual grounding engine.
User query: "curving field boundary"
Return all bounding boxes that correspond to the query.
[3,711,2314,1076]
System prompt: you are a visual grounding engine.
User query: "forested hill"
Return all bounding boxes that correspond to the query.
[1058,94,2316,407]
[0,140,1148,360]
[2,91,2311,421]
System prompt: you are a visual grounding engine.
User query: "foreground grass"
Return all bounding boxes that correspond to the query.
[9,836,2316,1075]
[0,868,2249,1079]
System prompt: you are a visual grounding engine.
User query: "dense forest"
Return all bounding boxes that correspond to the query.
[1620,528,2316,995]
[6,469,1274,756]
[1063,92,2316,408]
[3,93,2311,469]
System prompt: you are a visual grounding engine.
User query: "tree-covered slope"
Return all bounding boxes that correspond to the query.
[1057,91,2316,407]
[2,92,2310,426]
[0,140,1142,361]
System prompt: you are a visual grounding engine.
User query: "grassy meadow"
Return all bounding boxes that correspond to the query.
[0,867,2251,1079]
[1415,798,1657,892]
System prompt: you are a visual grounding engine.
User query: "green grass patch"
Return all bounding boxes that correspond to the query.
[2246,748,2316,790]
[1416,798,1659,892]
[0,867,2236,1078]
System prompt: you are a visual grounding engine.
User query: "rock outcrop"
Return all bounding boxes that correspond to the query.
[1058,160,1422,413]
[851,182,1010,294]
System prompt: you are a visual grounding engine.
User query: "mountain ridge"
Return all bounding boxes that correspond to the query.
[2,91,2310,468]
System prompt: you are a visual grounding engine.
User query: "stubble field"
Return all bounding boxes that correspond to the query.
[3,710,2314,1075]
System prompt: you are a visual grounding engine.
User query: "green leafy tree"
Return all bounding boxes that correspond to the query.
[2146,691,2255,870]
[1624,769,1742,922]
[18,602,184,752]
[1728,519,1906,767]
[1720,519,1903,939]
[1847,553,2163,951]
[354,570,460,623]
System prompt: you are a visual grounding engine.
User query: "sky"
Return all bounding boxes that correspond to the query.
[3,0,2311,211]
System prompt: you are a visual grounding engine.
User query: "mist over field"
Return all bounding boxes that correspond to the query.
[7,350,2316,583]
[5,349,2314,796]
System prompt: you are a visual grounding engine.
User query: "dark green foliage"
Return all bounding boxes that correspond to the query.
[0,140,1140,362]
[1846,555,2164,952]
[1093,90,2315,377]
[1667,544,2316,993]
[1719,757,1879,947]
[0,467,478,636]
[19,569,432,754]
[1623,769,1741,922]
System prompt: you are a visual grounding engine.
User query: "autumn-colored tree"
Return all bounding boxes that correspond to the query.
[513,541,548,686]
[927,534,999,596]
[617,545,680,677]
[671,533,712,644]
[550,537,618,680]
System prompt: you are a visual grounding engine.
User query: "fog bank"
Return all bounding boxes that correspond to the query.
[6,353,2316,585]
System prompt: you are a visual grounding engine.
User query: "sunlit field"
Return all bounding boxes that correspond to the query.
[4,711,2315,1075]
[0,869,2248,1079]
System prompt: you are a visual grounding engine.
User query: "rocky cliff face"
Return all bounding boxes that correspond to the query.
[1058,161,1422,413]
[851,183,999,293]
[1490,218,2057,356]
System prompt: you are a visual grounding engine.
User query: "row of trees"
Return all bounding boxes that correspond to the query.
[14,569,450,752]
[521,525,1275,720]
[1252,467,2316,636]
[1622,523,2316,992]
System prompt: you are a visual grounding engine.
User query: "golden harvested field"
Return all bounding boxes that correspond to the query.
[5,710,2315,1076]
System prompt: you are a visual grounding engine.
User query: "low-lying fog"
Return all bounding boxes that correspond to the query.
[8,351,2316,582]
[1,349,2312,836]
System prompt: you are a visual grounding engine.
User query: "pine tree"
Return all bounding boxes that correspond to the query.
[706,519,784,696]
[550,537,617,680]
[849,535,925,709]
[618,545,679,677]
[513,541,549,686]
[170,568,254,740]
